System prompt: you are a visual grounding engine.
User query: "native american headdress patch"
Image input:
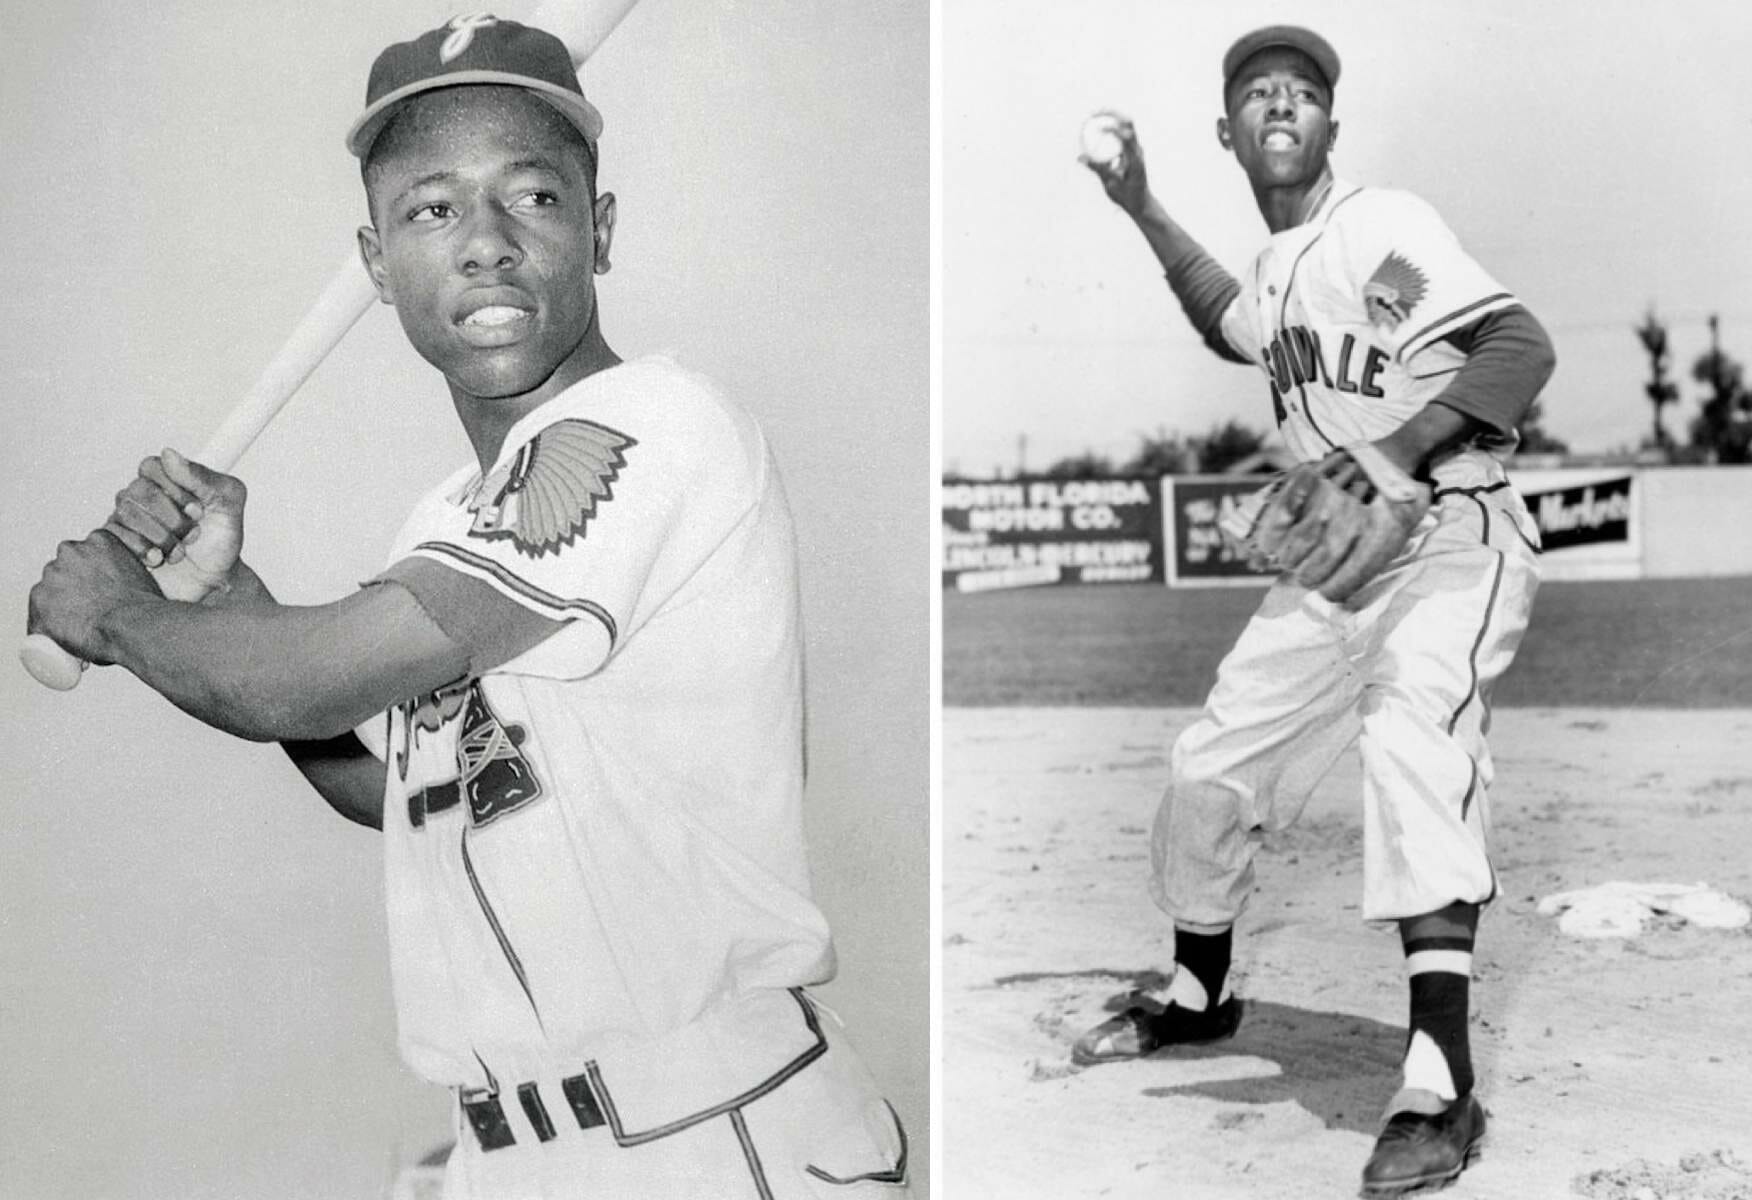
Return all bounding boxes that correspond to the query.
[1363,252,1429,332]
[466,419,636,558]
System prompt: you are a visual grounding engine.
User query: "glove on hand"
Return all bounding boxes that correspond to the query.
[1219,442,1432,603]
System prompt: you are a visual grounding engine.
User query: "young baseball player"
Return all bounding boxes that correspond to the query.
[1071,26,1555,1196]
[28,16,909,1199]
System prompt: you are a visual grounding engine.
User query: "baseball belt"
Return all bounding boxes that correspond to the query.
[461,1074,605,1151]
[459,987,828,1153]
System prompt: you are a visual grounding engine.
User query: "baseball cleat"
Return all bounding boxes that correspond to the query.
[1359,1090,1485,1196]
[1070,995,1243,1065]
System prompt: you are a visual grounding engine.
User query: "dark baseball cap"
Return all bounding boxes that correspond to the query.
[1222,25,1341,96]
[346,14,603,159]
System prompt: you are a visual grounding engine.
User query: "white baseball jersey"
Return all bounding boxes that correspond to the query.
[1219,180,1519,488]
[357,357,834,1092]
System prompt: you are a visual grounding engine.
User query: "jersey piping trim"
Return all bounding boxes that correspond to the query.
[1399,292,1516,365]
[1280,235,1338,451]
[1436,482,1541,554]
[1433,482,1510,497]
[459,827,546,1033]
[730,1109,776,1200]
[1447,545,1506,736]
[1276,187,1367,452]
[411,541,619,644]
[806,1101,911,1185]
[585,988,827,1147]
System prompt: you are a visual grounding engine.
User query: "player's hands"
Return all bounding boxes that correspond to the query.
[27,530,159,664]
[105,449,246,589]
[1080,111,1152,217]
[1220,444,1432,605]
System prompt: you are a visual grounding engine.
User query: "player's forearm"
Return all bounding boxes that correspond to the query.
[203,564,389,825]
[184,557,276,610]
[1376,404,1485,477]
[93,584,468,743]
[1129,199,1248,364]
[281,732,386,830]
[95,598,369,740]
[1382,307,1557,474]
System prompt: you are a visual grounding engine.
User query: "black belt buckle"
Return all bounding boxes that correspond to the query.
[461,1089,516,1152]
[561,1073,607,1130]
[464,1074,606,1152]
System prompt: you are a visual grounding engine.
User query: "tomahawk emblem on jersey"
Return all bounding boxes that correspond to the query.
[1363,252,1428,332]
[467,419,636,557]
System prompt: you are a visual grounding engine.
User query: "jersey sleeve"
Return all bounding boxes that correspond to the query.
[372,362,761,682]
[1338,190,1517,368]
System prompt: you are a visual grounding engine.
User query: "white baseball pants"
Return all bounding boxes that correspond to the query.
[1151,484,1541,927]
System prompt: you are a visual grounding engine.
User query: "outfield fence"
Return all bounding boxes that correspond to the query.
[942,465,1752,590]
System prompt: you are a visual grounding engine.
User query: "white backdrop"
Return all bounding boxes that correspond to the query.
[0,2,928,1196]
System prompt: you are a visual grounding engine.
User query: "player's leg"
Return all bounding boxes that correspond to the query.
[1074,584,1362,1063]
[1351,487,1538,1194]
[1354,489,1538,921]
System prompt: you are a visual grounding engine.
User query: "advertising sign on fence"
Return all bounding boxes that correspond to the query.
[941,477,1165,590]
[1511,468,1640,580]
[1163,477,1276,586]
[945,467,1651,591]
[1167,469,1645,586]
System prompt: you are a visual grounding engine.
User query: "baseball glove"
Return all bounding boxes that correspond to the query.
[1219,442,1432,604]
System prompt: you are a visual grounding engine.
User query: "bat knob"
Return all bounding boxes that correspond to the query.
[20,633,86,691]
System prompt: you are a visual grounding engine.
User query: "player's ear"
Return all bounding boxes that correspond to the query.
[1216,116,1233,151]
[591,193,617,276]
[1329,119,1340,149]
[357,225,396,305]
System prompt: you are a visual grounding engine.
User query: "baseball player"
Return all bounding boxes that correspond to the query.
[1070,26,1555,1196]
[28,16,909,1199]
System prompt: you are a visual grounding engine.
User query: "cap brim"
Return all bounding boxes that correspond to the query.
[346,69,603,158]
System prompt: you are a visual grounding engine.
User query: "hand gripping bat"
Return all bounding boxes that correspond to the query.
[21,0,642,691]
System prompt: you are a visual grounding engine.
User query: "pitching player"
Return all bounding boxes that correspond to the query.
[28,16,909,1199]
[1071,26,1555,1196]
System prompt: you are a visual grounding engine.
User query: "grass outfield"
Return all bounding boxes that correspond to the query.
[944,576,1752,707]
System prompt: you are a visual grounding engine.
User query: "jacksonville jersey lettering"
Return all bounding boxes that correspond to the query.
[1264,324,1388,424]
[1220,183,1520,465]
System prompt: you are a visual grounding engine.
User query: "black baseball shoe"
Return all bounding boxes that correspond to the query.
[1070,994,1242,1065]
[1359,1089,1486,1196]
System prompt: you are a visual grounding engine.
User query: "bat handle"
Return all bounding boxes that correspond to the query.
[20,633,84,691]
[20,552,229,691]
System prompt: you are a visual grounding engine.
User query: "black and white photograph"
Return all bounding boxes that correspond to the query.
[942,2,1752,1197]
[3,2,926,1197]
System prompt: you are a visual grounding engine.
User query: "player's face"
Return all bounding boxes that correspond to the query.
[357,87,615,406]
[1218,48,1337,190]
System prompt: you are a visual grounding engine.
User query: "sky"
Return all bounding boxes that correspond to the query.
[943,0,1752,476]
[0,2,926,1197]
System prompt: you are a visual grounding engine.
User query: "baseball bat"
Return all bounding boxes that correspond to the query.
[20,0,643,692]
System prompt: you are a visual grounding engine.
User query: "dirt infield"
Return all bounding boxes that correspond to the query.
[943,706,1752,1199]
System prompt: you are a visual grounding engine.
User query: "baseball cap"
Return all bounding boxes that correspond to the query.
[1221,25,1341,96]
[346,13,602,160]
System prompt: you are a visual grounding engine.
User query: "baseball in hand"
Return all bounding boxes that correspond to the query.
[1079,112,1127,168]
